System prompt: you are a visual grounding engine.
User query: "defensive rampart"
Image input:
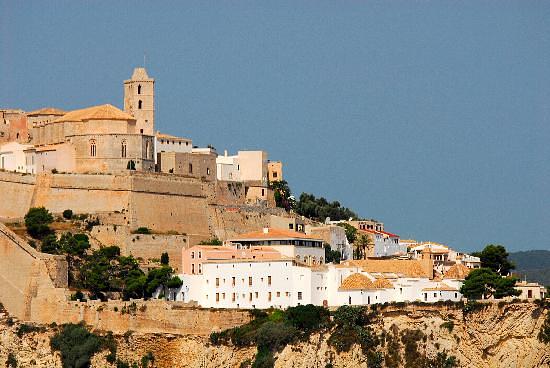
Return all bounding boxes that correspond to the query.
[0,222,68,321]
[0,223,250,334]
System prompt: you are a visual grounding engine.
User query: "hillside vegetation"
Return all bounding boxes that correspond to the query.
[509,250,550,286]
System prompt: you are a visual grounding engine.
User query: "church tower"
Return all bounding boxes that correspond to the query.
[124,67,155,136]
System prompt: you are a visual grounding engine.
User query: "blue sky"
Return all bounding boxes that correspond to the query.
[1,1,549,252]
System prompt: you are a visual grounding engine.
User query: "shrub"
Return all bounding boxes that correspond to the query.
[134,227,152,234]
[6,352,17,368]
[198,237,223,245]
[62,209,73,220]
[255,321,298,351]
[141,352,155,367]
[50,323,106,368]
[285,304,330,332]
[16,324,45,337]
[252,346,275,368]
[69,290,85,301]
[440,321,454,332]
[539,310,550,344]
[25,207,53,239]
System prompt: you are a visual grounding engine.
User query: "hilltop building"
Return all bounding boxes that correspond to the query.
[172,236,464,308]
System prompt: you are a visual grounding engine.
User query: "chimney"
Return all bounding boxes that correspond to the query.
[263,228,269,234]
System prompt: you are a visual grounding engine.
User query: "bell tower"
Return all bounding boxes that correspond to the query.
[124,67,155,136]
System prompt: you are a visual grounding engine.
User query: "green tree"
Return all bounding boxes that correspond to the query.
[24,207,53,239]
[354,233,373,260]
[337,222,357,244]
[473,244,515,276]
[62,209,73,220]
[296,193,357,222]
[324,244,341,264]
[460,268,520,300]
[50,323,105,368]
[269,180,295,211]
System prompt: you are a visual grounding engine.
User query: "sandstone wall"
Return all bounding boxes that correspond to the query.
[91,225,190,272]
[208,205,287,240]
[0,171,35,219]
[0,222,67,321]
[43,299,251,336]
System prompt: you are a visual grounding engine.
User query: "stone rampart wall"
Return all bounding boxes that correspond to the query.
[0,222,68,321]
[40,299,251,335]
[91,225,190,272]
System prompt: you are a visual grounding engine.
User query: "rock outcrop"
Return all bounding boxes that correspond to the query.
[0,302,548,368]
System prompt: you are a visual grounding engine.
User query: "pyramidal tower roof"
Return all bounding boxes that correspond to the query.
[128,67,153,81]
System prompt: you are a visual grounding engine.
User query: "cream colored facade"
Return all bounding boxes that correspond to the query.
[157,150,216,181]
[3,68,157,174]
[124,68,155,136]
[0,142,32,172]
[268,160,283,182]
[216,150,268,184]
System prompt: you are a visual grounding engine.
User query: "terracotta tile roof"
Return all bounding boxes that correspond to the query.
[27,107,66,116]
[339,259,431,278]
[156,132,191,141]
[422,282,458,292]
[339,273,375,290]
[53,104,135,123]
[373,278,393,289]
[228,228,322,241]
[443,263,471,280]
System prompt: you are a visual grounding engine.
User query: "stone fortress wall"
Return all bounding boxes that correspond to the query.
[0,219,250,335]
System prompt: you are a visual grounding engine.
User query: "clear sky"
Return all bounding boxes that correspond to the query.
[1,1,549,252]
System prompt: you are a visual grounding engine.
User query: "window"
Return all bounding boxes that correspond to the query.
[298,292,302,300]
[207,168,211,175]
[121,140,127,158]
[248,277,252,286]
[289,224,294,230]
[189,163,193,173]
[216,293,219,302]
[262,189,265,196]
[255,292,258,299]
[216,278,220,287]
[232,293,236,302]
[137,84,141,94]
[273,172,277,178]
[434,293,437,298]
[249,293,252,301]
[191,252,195,259]
[222,293,225,299]
[191,264,195,274]
[89,139,97,157]
[138,100,143,109]
[232,277,236,286]
[268,292,272,301]
[198,251,202,258]
[276,291,280,297]
[268,276,271,286]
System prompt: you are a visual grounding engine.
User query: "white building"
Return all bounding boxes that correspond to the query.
[226,228,326,266]
[359,229,407,257]
[0,141,33,172]
[216,150,268,184]
[171,245,464,308]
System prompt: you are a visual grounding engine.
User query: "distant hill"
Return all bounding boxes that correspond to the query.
[509,250,550,286]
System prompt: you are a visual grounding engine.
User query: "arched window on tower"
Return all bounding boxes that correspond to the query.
[121,140,127,158]
[137,84,141,95]
[138,100,143,109]
[89,139,97,157]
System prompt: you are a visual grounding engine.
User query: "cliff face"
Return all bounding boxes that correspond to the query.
[0,302,548,368]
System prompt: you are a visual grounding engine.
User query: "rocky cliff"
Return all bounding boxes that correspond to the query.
[1,302,548,368]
